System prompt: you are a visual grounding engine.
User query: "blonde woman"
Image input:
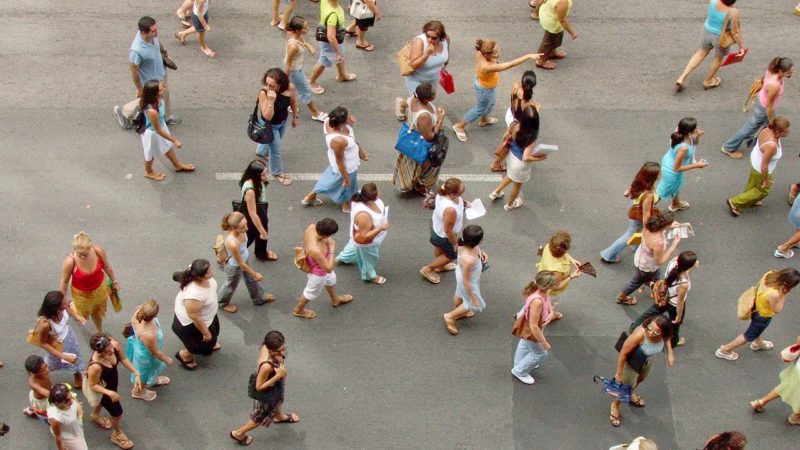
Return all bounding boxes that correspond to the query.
[217,212,274,313]
[59,232,120,333]
[126,300,173,401]
[451,39,539,142]
[511,271,558,385]
[535,230,583,319]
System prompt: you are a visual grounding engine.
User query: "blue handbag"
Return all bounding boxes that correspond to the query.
[593,375,632,403]
[395,122,433,164]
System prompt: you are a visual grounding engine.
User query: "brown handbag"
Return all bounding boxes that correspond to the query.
[26,317,64,352]
[293,247,312,274]
[511,297,539,341]
[627,193,660,222]
[396,41,414,76]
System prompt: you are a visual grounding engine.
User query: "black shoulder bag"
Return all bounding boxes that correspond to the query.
[247,92,274,144]
[316,12,345,44]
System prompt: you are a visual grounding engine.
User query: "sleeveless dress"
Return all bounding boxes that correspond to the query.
[455,249,486,313]
[70,253,109,320]
[250,359,285,427]
[657,142,696,199]
[393,99,442,192]
[126,318,167,386]
[44,314,85,374]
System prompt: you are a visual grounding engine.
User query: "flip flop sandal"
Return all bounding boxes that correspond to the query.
[535,59,556,70]
[212,343,222,351]
[550,51,567,59]
[275,174,293,186]
[452,125,467,142]
[254,294,276,306]
[629,395,646,408]
[726,199,741,217]
[333,295,354,307]
[293,309,317,319]
[266,251,279,261]
[463,311,476,319]
[720,147,744,159]
[311,85,325,94]
[394,97,407,121]
[356,43,375,51]
[222,304,238,313]
[344,29,357,36]
[154,376,171,386]
[174,32,186,45]
[420,268,441,284]
[176,164,195,172]
[175,352,197,370]
[311,112,329,122]
[301,198,324,207]
[616,295,638,306]
[91,415,112,429]
[111,433,134,449]
[230,431,253,446]
[144,172,166,181]
[675,82,684,93]
[750,399,765,413]
[443,315,458,335]
[703,77,722,90]
[274,413,300,424]
[478,117,498,127]
[336,73,357,82]
[180,18,192,28]
[551,311,564,321]
[368,276,387,285]
[609,414,621,427]
[490,165,507,172]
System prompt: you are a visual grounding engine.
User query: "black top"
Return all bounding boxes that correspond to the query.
[259,92,291,125]
[90,347,121,392]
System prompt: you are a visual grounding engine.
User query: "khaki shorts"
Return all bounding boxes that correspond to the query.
[620,360,652,389]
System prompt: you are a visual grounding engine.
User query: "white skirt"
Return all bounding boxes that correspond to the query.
[141,127,172,161]
[505,151,531,183]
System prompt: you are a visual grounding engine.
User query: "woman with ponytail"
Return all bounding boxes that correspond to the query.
[656,117,709,213]
[488,106,548,211]
[442,225,488,335]
[421,178,467,284]
[628,251,698,347]
[600,162,660,264]
[137,79,194,181]
[336,183,390,284]
[451,39,540,142]
[217,212,274,313]
[171,259,220,370]
[511,270,558,385]
[492,70,540,172]
[126,300,172,401]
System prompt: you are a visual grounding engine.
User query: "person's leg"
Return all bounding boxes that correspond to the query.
[355,26,368,48]
[324,273,352,306]
[676,48,711,85]
[479,88,497,124]
[217,263,242,307]
[444,301,470,322]
[294,295,314,317]
[506,182,523,207]
[178,0,193,18]
[241,260,266,304]
[197,30,216,57]
[309,63,326,87]
[600,219,642,263]
[270,0,281,25]
[121,98,140,122]
[703,54,725,85]
[491,177,513,196]
[268,123,285,176]
[455,81,491,132]
[730,169,767,209]
[231,420,259,444]
[719,334,747,356]
[144,158,165,180]
[162,73,173,120]
[756,389,781,408]
[723,100,768,152]
[512,339,534,375]
[355,245,380,281]
[165,149,193,171]
[620,269,656,297]
[90,312,103,333]
[336,239,358,264]
[73,371,83,388]
[778,230,800,253]
[109,415,123,435]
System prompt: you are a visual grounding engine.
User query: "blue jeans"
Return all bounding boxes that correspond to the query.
[723,98,767,152]
[290,69,313,105]
[217,257,265,306]
[600,219,642,262]
[256,121,286,175]
[512,339,549,376]
[463,80,496,124]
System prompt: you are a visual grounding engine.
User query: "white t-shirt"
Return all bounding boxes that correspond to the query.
[324,121,360,175]
[432,195,464,238]
[350,199,388,247]
[174,278,219,326]
[193,0,210,16]
[664,258,690,307]
[47,400,88,450]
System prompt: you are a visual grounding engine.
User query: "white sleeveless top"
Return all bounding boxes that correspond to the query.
[285,38,305,70]
[432,195,464,238]
[324,120,360,175]
[48,314,70,342]
[193,0,210,15]
[750,138,783,174]
[350,199,388,247]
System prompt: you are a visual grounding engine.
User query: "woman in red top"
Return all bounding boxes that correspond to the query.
[59,232,120,333]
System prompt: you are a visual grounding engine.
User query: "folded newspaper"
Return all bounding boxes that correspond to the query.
[667,223,694,239]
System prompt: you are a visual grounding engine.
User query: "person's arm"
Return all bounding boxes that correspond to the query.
[640,192,654,224]
[95,246,120,292]
[331,137,350,187]
[284,42,298,75]
[353,213,388,244]
[49,418,67,450]
[308,245,336,273]
[527,299,550,349]
[184,298,212,340]
[483,53,541,73]
[245,189,267,240]
[326,16,342,57]
[759,143,777,190]
[521,143,549,162]
[302,37,317,55]
[357,141,368,161]
[673,284,688,325]
[554,267,581,291]
[30,378,51,398]
[139,330,173,365]
[65,302,86,326]
[442,207,458,247]
[458,255,480,307]
[38,321,77,362]
[288,87,299,128]
[409,37,433,70]
[259,89,276,122]
[416,112,439,141]
[255,361,284,390]
[672,145,706,172]
[129,63,143,97]
[764,84,779,124]
[731,9,746,50]
[615,328,644,381]
[365,0,382,20]
[147,108,182,147]
[196,0,211,30]
[768,291,788,314]
[665,339,675,367]
[556,0,577,39]
[225,236,262,279]
[653,233,681,266]
[114,340,143,391]
[87,364,118,400]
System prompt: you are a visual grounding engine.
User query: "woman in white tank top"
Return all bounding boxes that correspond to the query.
[420,178,468,284]
[335,183,390,284]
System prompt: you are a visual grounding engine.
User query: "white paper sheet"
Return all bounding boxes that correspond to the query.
[466,198,486,220]
[533,144,559,155]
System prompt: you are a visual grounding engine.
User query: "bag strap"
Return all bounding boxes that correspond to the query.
[322,11,340,29]
[721,8,732,34]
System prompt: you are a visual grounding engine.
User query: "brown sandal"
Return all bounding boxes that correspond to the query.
[616,294,638,306]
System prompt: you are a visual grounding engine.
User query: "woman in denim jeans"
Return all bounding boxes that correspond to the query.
[217,212,275,313]
[716,268,800,361]
[256,68,299,186]
[284,17,328,122]
[451,39,539,142]
[722,57,793,159]
[600,162,660,264]
[511,271,558,385]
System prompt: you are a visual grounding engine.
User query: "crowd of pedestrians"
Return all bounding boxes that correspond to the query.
[10,0,800,448]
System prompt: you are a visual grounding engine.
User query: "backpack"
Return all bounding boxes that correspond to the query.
[651,279,670,307]
[213,234,229,265]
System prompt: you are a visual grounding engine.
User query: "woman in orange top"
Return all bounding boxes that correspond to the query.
[451,39,540,142]
[59,232,120,333]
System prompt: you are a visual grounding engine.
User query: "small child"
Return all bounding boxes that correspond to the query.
[23,355,51,423]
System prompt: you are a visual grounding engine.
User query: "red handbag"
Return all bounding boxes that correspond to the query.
[439,68,455,94]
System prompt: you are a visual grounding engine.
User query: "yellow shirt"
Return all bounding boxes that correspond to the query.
[535,244,572,296]
[539,0,573,34]
[755,273,778,318]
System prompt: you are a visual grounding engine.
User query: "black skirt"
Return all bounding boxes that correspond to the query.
[172,314,220,356]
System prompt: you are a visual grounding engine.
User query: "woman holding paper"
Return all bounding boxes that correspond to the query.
[420,178,466,284]
[489,106,547,211]
[335,183,390,284]
[656,117,709,212]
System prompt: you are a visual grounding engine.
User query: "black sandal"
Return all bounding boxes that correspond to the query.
[175,352,197,371]
[274,413,300,424]
[230,431,253,446]
[629,395,646,408]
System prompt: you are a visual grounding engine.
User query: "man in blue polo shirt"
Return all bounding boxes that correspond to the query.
[114,16,181,129]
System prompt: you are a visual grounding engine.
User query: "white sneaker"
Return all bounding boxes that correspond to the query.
[489,190,504,200]
[774,248,794,259]
[114,105,132,130]
[511,369,535,385]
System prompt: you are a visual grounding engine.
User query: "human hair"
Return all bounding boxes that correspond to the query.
[437,178,463,197]
[24,355,45,374]
[38,291,64,319]
[239,159,268,202]
[720,0,737,6]
[637,439,658,450]
[457,225,484,248]
[703,431,747,450]
[285,16,307,32]
[523,270,559,295]
[670,117,698,147]
[174,259,211,290]
[71,231,93,249]
[263,330,285,351]
[548,230,572,258]
[137,16,156,33]
[422,20,447,39]
[768,56,794,74]
[475,38,497,57]
[520,70,537,101]
[415,82,435,103]
[642,314,674,341]
[139,79,161,111]
[514,106,540,149]
[89,332,112,352]
[328,106,349,128]
[629,162,661,199]
[316,218,339,237]
[665,251,697,286]
[644,211,674,232]
[135,299,159,322]
[49,383,72,405]
[764,268,800,292]
[263,68,289,92]
[351,183,378,203]
[220,212,246,232]
[768,116,790,133]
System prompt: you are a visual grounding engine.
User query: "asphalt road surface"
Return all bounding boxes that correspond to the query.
[1,0,799,449]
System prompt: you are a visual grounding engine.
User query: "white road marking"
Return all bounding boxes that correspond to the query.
[215,173,503,182]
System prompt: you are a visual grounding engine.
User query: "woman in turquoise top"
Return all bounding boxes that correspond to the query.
[443,225,488,335]
[656,117,709,212]
[126,300,172,401]
[138,80,194,181]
